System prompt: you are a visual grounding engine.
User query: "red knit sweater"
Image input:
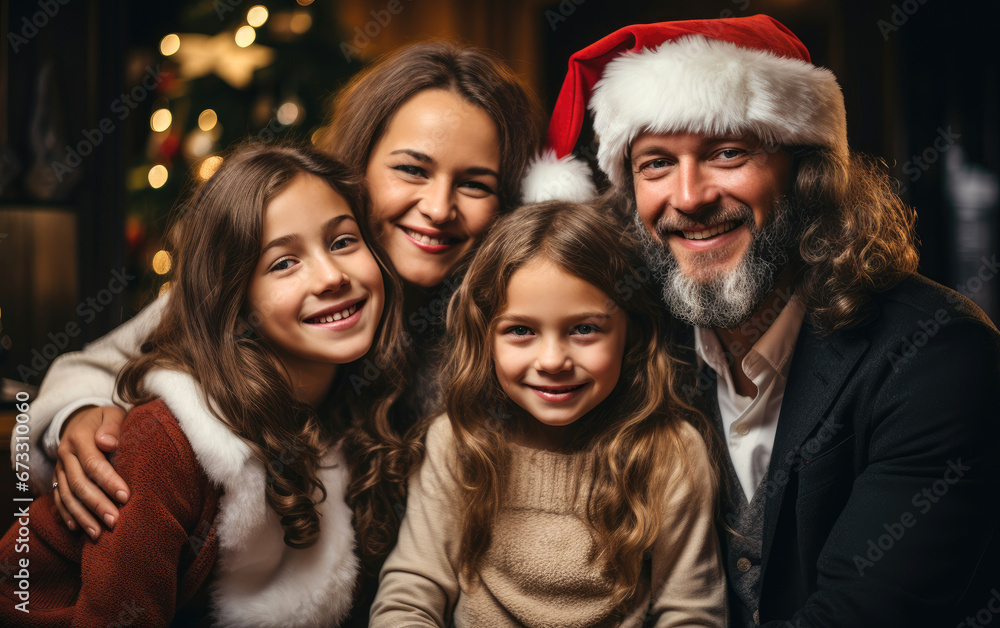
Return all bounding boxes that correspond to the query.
[0,399,220,627]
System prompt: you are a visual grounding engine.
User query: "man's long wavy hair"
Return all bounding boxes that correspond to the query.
[613,145,920,333]
[791,148,919,331]
[441,200,715,615]
[116,143,408,564]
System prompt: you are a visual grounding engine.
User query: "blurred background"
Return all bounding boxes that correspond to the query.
[1,0,998,392]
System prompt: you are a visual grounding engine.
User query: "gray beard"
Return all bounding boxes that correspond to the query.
[633,196,801,329]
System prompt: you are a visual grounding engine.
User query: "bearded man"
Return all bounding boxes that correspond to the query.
[525,14,1000,628]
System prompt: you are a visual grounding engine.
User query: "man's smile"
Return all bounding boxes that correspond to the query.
[676,220,740,241]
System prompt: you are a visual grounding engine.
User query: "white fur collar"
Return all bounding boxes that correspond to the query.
[144,369,359,627]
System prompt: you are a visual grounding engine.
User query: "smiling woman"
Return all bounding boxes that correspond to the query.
[321,40,542,290]
[364,88,501,288]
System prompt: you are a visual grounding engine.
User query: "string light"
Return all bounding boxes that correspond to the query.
[148,165,169,189]
[198,155,225,181]
[247,5,269,27]
[160,34,180,56]
[277,102,301,125]
[235,25,256,47]
[150,109,172,132]
[198,109,218,132]
[152,250,173,275]
[184,131,214,159]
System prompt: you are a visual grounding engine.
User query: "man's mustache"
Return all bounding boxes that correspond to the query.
[653,202,755,241]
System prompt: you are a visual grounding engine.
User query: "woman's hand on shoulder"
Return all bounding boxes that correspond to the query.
[52,405,129,539]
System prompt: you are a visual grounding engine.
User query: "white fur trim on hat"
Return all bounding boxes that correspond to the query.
[521,149,598,203]
[590,35,848,188]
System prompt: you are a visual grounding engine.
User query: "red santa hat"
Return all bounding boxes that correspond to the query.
[522,14,848,203]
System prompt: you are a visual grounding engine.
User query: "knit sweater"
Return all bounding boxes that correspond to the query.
[0,398,219,627]
[370,415,727,627]
[1,369,360,627]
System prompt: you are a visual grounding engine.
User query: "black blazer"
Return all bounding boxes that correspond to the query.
[696,275,1000,627]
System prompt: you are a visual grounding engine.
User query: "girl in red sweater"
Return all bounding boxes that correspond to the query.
[0,143,405,626]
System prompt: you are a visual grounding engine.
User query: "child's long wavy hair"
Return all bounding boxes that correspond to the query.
[116,143,407,560]
[442,200,713,614]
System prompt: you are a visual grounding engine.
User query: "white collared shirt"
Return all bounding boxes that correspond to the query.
[695,297,806,501]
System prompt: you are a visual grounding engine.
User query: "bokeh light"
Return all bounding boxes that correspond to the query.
[198,109,218,132]
[198,155,225,181]
[160,34,180,56]
[150,109,172,132]
[152,250,173,275]
[148,165,169,189]
[235,25,256,47]
[247,6,269,27]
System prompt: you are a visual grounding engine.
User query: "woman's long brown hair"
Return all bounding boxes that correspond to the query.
[318,42,544,560]
[441,200,716,615]
[117,143,407,556]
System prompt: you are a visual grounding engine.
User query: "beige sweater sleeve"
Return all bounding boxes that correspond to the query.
[370,415,463,627]
[14,296,167,491]
[647,421,728,628]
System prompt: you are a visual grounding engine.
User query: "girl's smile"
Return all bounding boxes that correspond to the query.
[525,382,590,402]
[303,298,367,329]
[247,173,385,405]
[492,258,627,440]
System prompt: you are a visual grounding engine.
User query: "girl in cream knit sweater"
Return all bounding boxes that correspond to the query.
[371,201,726,627]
